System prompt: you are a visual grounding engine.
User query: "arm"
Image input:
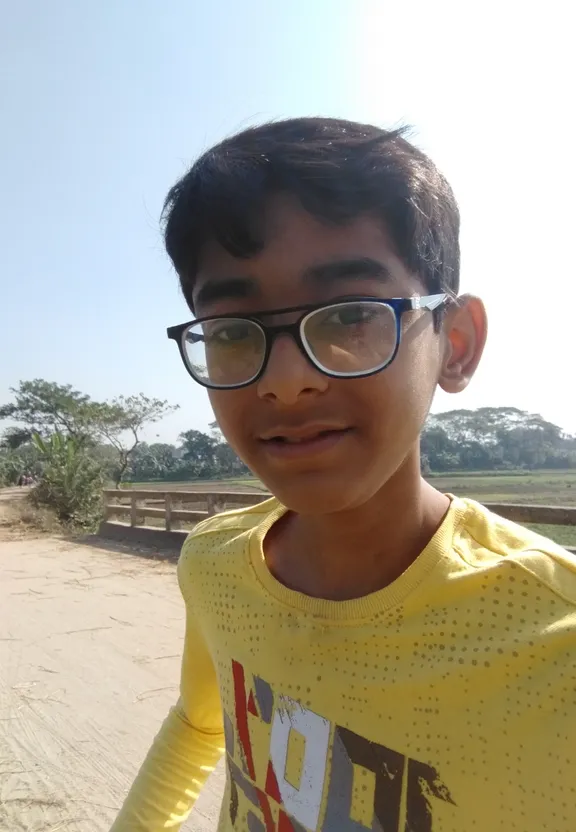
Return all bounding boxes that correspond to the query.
[110,584,224,830]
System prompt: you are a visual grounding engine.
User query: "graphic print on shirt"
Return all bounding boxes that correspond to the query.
[225,660,455,832]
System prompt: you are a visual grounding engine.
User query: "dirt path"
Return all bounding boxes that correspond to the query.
[0,525,224,830]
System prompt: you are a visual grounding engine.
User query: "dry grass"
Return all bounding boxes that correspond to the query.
[0,493,62,540]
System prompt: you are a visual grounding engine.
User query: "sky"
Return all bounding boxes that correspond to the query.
[1,0,573,444]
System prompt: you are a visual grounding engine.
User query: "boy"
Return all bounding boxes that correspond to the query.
[111,119,575,831]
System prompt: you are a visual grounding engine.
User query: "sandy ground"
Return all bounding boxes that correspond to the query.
[0,491,224,831]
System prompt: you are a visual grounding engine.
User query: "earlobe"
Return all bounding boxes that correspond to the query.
[438,295,487,394]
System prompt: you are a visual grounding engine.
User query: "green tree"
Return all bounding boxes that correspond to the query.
[0,438,42,485]
[179,429,218,478]
[127,442,179,481]
[93,395,179,487]
[214,441,249,477]
[422,407,576,472]
[1,381,179,488]
[208,420,249,476]
[0,380,98,443]
[1,427,33,450]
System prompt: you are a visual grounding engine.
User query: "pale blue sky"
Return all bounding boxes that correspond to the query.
[1,1,573,442]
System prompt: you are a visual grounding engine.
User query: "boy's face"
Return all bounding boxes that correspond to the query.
[193,197,479,514]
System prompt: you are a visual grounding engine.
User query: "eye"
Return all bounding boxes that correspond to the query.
[206,322,255,343]
[324,304,379,326]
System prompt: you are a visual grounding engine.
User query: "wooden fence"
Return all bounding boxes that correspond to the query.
[102,489,576,551]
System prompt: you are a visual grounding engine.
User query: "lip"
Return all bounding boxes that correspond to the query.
[258,427,353,460]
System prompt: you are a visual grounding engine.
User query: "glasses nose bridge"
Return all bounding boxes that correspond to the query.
[263,318,308,362]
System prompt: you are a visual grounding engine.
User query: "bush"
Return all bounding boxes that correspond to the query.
[31,433,105,530]
[0,445,41,486]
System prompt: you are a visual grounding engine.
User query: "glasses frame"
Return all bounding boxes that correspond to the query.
[167,294,447,390]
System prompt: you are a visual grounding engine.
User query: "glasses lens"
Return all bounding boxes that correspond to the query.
[183,318,266,387]
[303,301,397,375]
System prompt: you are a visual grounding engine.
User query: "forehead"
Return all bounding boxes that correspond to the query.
[192,197,422,312]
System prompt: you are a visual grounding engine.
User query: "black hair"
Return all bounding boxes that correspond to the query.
[162,117,460,311]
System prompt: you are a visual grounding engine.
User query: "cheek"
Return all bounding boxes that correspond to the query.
[358,337,440,440]
[397,322,443,397]
[208,390,252,447]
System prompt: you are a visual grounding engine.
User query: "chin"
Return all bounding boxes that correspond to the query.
[257,470,373,516]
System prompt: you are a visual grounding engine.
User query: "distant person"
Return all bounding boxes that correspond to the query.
[111,119,576,831]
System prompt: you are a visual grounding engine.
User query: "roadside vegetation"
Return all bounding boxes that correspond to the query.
[2,380,575,538]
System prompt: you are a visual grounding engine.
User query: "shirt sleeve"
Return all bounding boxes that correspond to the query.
[109,573,225,831]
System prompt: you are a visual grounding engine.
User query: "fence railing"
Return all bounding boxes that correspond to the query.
[102,489,268,531]
[102,488,576,546]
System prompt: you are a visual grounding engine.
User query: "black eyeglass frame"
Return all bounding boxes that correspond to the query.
[166,294,447,390]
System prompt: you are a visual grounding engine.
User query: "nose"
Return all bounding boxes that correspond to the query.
[256,333,329,404]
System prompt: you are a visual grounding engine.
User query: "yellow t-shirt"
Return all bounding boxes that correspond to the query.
[111,496,576,832]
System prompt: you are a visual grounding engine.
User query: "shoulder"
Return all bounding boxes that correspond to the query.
[186,495,280,540]
[177,495,280,568]
[452,496,576,608]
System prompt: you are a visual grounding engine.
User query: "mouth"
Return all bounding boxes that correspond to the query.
[258,427,353,459]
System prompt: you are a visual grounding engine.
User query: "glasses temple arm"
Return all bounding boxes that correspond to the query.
[412,294,448,311]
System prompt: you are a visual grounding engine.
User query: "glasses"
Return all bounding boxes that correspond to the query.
[167,294,447,390]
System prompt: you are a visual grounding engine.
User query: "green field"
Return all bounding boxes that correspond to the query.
[126,477,268,493]
[128,470,576,505]
[121,470,576,547]
[428,471,576,547]
[426,470,576,506]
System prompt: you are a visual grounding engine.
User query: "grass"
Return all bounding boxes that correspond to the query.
[117,470,576,548]
[526,524,576,548]
[126,470,576,503]
[124,477,267,492]
[427,470,576,506]
[430,471,576,548]
[0,495,62,540]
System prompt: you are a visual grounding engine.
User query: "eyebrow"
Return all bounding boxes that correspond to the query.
[303,257,393,284]
[194,276,259,308]
[194,257,392,309]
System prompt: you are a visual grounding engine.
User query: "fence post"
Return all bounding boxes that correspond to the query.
[165,493,172,532]
[130,493,139,527]
[207,494,226,516]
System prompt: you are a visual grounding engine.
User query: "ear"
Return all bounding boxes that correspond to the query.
[438,295,487,394]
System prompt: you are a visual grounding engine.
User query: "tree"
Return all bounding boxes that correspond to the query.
[127,442,179,482]
[1,427,32,450]
[0,443,41,485]
[0,380,98,443]
[422,407,576,472]
[208,420,249,476]
[93,395,179,487]
[179,429,218,478]
[214,441,249,477]
[0,381,179,488]
[181,422,249,479]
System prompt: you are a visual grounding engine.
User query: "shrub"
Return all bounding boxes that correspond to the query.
[31,433,105,530]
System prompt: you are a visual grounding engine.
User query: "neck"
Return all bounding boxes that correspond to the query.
[265,454,450,601]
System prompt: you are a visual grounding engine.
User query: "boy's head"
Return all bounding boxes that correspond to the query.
[164,118,486,513]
